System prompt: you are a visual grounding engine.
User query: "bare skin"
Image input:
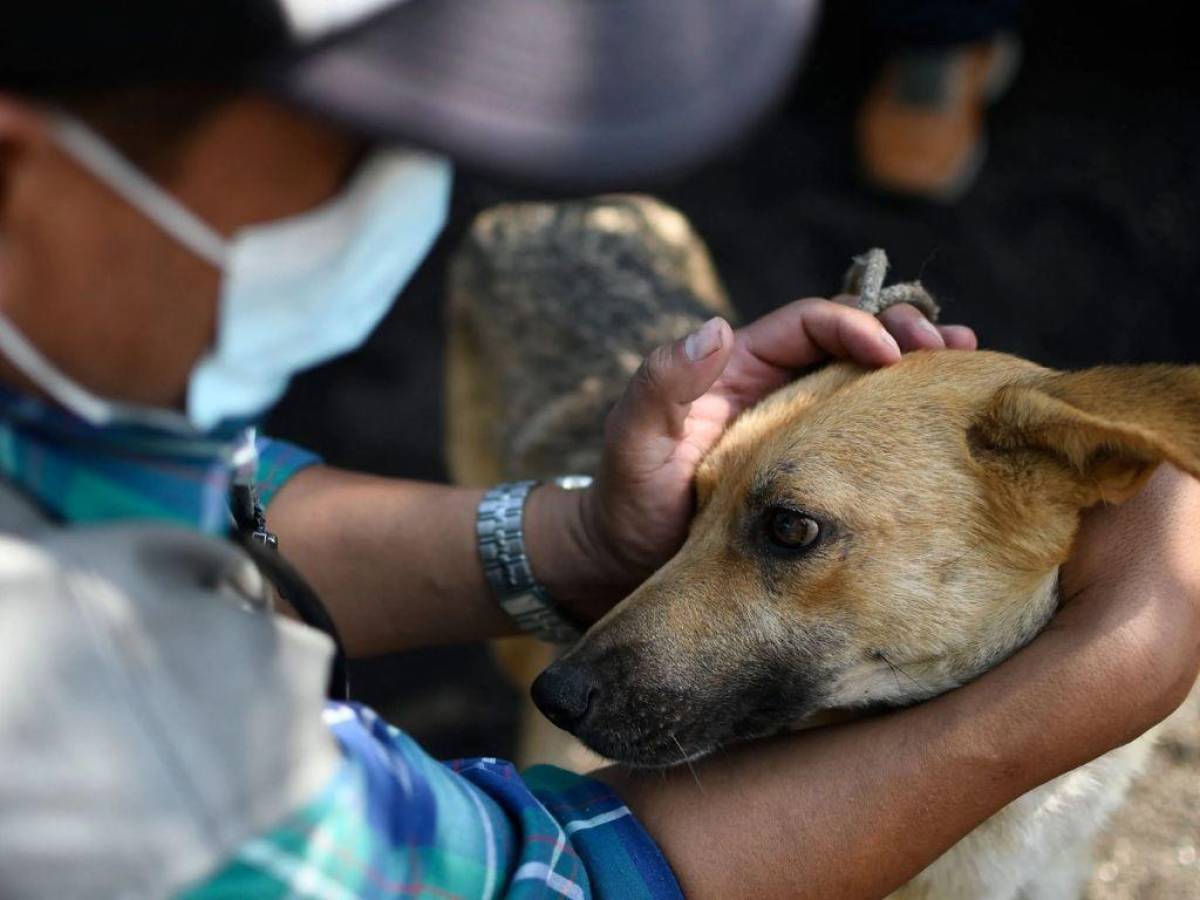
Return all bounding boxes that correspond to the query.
[601,464,1200,899]
[0,94,357,406]
[0,89,974,644]
[2,89,1198,898]
[266,299,976,653]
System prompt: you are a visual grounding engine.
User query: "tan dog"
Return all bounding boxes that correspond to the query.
[446,197,1199,895]
[446,194,731,769]
[531,351,1200,899]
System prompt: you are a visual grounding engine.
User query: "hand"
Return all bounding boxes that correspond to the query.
[595,465,1200,900]
[572,296,976,612]
[1055,464,1200,735]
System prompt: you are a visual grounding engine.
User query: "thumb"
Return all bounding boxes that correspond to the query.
[609,317,733,442]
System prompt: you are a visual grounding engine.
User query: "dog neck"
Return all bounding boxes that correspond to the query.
[813,568,1062,721]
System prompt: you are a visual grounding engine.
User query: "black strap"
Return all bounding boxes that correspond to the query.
[229,483,350,701]
[1,473,350,699]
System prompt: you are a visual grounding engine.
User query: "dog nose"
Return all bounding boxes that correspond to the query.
[531,662,598,732]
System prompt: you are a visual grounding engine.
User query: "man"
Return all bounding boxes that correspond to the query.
[858,0,1023,199]
[1,2,1198,898]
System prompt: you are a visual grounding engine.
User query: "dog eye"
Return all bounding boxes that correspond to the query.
[767,508,821,550]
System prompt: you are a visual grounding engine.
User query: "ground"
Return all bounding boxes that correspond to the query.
[1086,683,1200,899]
[268,0,1198,892]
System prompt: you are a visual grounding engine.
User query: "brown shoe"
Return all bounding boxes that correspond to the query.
[857,34,1020,201]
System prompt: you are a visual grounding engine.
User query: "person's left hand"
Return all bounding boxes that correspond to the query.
[571,296,976,616]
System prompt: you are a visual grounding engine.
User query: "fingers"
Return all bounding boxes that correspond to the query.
[608,317,733,441]
[835,293,977,353]
[876,303,948,352]
[738,297,902,371]
[938,324,978,350]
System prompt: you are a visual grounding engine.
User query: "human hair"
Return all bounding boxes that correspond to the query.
[29,82,237,179]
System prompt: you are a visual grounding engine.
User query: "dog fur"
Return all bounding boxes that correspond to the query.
[446,194,731,769]
[445,196,1200,898]
[547,352,1200,899]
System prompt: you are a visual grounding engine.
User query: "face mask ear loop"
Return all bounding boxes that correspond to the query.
[48,114,230,271]
[0,311,202,434]
[0,311,118,425]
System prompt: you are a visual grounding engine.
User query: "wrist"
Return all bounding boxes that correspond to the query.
[940,611,1166,787]
[524,483,643,623]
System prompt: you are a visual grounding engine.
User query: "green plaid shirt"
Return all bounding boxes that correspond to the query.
[0,385,681,899]
[183,705,680,900]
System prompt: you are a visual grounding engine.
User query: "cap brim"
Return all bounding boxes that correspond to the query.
[266,0,819,188]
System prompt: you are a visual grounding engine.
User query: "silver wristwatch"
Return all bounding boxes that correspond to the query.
[476,477,592,644]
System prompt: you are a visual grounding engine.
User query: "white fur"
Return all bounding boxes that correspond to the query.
[819,570,1153,900]
[892,735,1155,900]
[827,572,1060,711]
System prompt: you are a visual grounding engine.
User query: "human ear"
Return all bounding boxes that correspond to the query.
[0,94,51,227]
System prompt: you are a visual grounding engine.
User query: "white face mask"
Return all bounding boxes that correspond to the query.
[0,114,451,433]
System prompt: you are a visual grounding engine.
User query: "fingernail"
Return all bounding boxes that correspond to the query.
[917,317,942,342]
[685,318,723,362]
[878,329,901,355]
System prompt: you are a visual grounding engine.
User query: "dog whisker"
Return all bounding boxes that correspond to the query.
[877,650,927,694]
[671,734,705,793]
[935,535,988,575]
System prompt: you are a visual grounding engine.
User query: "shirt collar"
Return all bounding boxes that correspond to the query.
[0,382,250,534]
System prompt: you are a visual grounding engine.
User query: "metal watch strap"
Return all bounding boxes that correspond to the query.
[476,479,587,644]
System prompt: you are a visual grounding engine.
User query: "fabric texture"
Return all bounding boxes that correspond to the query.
[182,704,682,900]
[0,481,342,900]
[0,383,320,531]
[0,389,681,898]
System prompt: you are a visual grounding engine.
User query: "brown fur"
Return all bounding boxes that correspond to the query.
[445,195,1200,897]
[446,194,731,487]
[554,352,1200,763]
[445,194,731,767]
[545,350,1200,899]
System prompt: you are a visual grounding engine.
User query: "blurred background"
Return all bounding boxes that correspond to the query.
[268,0,1199,761]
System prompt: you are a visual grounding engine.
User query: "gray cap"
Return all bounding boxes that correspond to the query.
[2,0,820,187]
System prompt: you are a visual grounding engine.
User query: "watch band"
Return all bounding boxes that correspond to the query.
[476,479,590,644]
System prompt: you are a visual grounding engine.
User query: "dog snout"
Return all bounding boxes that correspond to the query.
[531,661,599,733]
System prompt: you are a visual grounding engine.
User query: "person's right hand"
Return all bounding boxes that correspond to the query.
[600,463,1200,900]
[1056,463,1200,741]
[557,297,975,622]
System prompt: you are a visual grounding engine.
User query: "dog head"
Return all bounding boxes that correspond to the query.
[533,350,1200,766]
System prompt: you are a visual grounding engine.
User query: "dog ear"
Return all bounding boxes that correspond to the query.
[968,365,1200,506]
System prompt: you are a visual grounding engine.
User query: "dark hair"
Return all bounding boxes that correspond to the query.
[30,82,237,178]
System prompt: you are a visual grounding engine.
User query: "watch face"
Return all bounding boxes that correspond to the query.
[554,475,594,491]
[501,591,543,617]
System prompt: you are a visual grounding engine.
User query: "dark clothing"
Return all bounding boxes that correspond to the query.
[871,0,1021,48]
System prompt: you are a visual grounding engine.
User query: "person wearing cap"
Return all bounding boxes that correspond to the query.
[1,2,1198,898]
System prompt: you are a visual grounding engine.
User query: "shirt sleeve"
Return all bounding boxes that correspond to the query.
[178,702,682,900]
[254,436,323,508]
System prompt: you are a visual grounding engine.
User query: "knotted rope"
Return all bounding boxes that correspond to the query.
[843,248,940,322]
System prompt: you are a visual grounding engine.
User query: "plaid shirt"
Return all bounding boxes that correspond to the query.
[0,385,680,899]
[0,384,317,533]
[182,705,678,900]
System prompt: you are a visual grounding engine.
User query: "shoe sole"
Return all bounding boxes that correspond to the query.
[862,33,1020,203]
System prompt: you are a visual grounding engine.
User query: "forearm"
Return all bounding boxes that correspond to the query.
[603,605,1189,899]
[604,467,1200,900]
[267,465,629,655]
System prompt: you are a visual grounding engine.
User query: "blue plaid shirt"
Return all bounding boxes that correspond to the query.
[0,385,681,899]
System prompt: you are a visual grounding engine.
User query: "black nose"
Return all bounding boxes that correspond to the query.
[531,662,598,732]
